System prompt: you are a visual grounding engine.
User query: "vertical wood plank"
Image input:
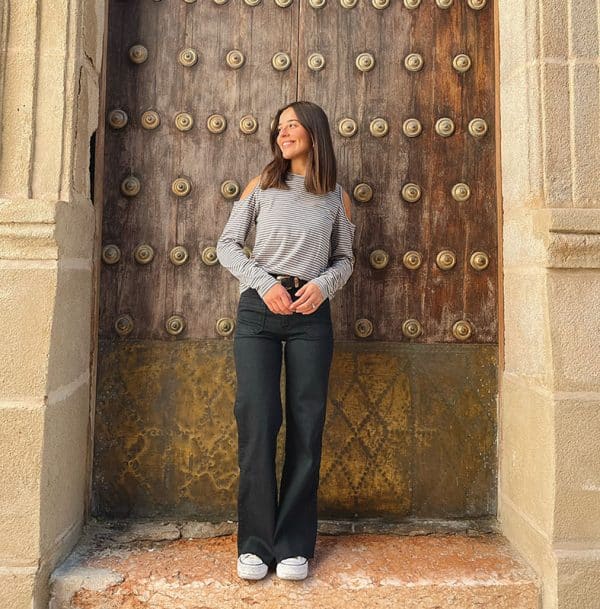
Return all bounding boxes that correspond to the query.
[297,0,497,342]
[100,0,299,339]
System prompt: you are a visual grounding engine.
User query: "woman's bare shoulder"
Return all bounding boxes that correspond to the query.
[340,188,352,221]
[241,175,262,199]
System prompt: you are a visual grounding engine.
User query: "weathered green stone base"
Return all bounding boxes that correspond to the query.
[93,341,497,520]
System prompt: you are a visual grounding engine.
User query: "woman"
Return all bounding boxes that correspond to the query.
[216,101,355,581]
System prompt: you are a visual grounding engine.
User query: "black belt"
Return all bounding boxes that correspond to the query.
[269,273,308,291]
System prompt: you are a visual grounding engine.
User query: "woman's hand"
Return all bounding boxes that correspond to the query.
[263,283,293,315]
[289,282,325,315]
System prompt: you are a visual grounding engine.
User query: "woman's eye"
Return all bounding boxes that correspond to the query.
[276,122,299,134]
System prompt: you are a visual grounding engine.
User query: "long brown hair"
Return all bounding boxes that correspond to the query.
[260,101,337,194]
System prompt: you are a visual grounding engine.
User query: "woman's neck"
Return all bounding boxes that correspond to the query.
[290,157,307,176]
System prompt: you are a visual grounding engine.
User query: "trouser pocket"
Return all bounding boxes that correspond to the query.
[235,290,266,336]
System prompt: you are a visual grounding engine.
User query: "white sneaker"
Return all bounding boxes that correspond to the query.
[276,556,308,580]
[237,553,268,580]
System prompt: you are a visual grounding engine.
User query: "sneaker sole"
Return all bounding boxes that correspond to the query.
[276,564,308,580]
[237,563,268,580]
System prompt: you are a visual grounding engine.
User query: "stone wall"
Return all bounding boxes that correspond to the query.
[498,0,600,607]
[0,1,105,608]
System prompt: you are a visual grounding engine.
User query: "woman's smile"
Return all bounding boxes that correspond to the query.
[277,107,311,164]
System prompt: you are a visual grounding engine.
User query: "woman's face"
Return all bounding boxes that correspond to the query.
[276,107,311,161]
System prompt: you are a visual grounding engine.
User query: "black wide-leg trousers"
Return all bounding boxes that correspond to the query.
[233,287,334,566]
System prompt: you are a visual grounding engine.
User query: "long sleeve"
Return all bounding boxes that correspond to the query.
[216,187,279,298]
[309,199,356,300]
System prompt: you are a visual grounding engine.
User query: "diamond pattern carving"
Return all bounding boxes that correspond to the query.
[94,342,497,519]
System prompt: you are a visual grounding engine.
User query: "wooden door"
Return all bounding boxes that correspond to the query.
[94,0,497,520]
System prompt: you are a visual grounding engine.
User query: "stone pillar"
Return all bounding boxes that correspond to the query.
[498,1,600,607]
[0,1,105,608]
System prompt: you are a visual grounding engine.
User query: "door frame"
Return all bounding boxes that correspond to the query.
[87,0,506,519]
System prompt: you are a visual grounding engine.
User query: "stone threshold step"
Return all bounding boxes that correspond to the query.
[50,521,540,609]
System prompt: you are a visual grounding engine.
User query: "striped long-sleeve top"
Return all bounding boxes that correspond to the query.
[216,172,356,300]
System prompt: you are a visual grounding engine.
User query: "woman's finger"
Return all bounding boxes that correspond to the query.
[269,301,283,314]
[290,286,316,309]
[291,295,310,309]
[274,295,292,314]
[280,293,293,312]
[295,297,318,314]
[294,284,306,297]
